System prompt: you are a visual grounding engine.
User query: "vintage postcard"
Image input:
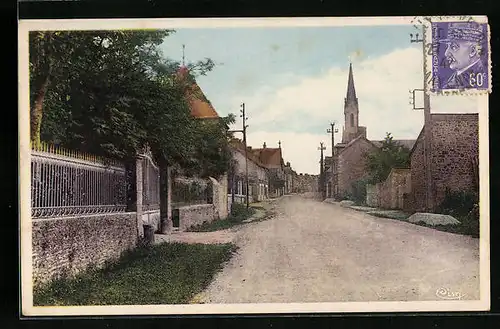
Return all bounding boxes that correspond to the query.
[19,16,490,316]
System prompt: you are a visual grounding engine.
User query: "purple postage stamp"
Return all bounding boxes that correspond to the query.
[425,16,491,95]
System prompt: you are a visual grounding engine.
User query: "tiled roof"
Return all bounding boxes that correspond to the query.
[252,148,283,167]
[229,139,267,168]
[177,66,219,119]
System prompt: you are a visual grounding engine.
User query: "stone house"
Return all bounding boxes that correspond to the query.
[406,113,479,212]
[251,142,286,198]
[229,138,269,204]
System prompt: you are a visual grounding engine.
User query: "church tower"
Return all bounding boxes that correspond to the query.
[341,63,367,143]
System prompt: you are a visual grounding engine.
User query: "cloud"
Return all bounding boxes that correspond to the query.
[228,46,479,174]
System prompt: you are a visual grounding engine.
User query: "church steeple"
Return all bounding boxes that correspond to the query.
[345,62,358,107]
[342,62,365,144]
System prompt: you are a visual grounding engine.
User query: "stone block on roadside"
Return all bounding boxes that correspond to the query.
[407,213,461,226]
[323,198,336,204]
[349,205,377,212]
[340,200,355,207]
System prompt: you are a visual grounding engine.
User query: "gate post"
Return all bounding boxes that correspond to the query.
[135,154,144,239]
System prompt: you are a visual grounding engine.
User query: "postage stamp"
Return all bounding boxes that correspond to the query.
[421,16,491,95]
[18,16,490,317]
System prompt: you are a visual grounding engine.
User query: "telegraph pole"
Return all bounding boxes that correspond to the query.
[318,142,326,200]
[228,103,250,209]
[241,103,250,209]
[410,30,433,212]
[327,122,338,198]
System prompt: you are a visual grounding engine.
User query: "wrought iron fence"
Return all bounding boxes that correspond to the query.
[171,177,210,207]
[141,152,160,212]
[31,143,127,218]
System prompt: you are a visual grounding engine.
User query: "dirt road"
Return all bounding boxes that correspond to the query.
[197,195,480,303]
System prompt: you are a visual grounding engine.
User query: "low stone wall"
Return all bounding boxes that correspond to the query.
[32,212,138,288]
[366,184,380,207]
[178,204,216,231]
[365,169,411,210]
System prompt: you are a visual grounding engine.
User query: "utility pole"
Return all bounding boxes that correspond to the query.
[327,122,338,198]
[411,30,433,212]
[241,103,250,209]
[318,142,326,200]
[228,103,250,209]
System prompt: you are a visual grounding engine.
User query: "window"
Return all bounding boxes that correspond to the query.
[350,113,354,127]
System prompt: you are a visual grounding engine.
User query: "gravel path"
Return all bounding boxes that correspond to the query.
[196,195,480,303]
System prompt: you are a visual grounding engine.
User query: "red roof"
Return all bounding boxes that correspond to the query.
[176,66,219,119]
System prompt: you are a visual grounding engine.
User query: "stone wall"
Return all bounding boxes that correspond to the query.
[366,169,411,209]
[210,175,229,220]
[32,212,138,288]
[178,204,216,231]
[409,129,426,211]
[408,114,478,212]
[379,168,411,209]
[366,184,380,207]
[337,137,378,198]
[431,114,479,207]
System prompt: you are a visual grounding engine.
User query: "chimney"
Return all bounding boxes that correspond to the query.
[263,142,266,148]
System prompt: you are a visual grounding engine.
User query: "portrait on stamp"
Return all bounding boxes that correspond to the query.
[432,21,489,92]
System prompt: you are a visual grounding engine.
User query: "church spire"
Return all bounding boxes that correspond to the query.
[345,62,357,105]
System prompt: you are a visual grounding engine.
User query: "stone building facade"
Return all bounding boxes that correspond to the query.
[335,136,379,198]
[229,139,269,203]
[407,113,479,212]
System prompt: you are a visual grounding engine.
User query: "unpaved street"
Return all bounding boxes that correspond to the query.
[198,195,480,303]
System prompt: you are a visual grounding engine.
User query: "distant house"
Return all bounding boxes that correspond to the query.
[251,142,286,198]
[406,113,479,212]
[229,138,269,204]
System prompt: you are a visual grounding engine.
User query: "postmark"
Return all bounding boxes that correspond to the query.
[419,16,491,95]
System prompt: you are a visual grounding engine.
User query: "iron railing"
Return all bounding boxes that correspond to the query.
[141,153,160,212]
[171,178,210,207]
[31,143,127,218]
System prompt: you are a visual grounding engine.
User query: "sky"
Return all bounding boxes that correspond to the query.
[160,25,478,175]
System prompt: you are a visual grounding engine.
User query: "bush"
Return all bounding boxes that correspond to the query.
[437,188,478,218]
[435,188,479,237]
[230,203,256,220]
[348,179,368,205]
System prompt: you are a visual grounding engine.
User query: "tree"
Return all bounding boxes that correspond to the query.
[29,30,171,147]
[365,132,411,184]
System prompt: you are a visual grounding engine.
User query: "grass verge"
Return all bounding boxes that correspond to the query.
[369,211,479,238]
[33,242,237,306]
[412,216,479,238]
[186,203,259,232]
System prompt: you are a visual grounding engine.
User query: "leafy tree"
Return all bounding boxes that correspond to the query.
[365,132,411,184]
[29,30,171,147]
